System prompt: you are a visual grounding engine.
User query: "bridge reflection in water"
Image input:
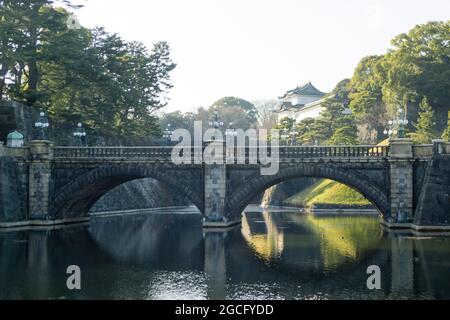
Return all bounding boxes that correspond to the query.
[1,207,450,299]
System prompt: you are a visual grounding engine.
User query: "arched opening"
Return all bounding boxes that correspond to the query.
[50,165,203,219]
[227,164,389,220]
[256,178,377,212]
[89,177,197,215]
[229,169,387,285]
[238,208,385,273]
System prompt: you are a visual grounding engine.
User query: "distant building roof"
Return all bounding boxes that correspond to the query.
[279,82,326,99]
[275,96,330,113]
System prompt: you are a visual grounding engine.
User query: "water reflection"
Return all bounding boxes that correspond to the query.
[241,211,285,262]
[1,208,450,299]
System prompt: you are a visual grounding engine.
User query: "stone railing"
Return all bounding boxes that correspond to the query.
[53,146,175,160]
[278,145,389,158]
[412,145,433,158]
[234,145,389,161]
[52,145,390,162]
[412,141,450,158]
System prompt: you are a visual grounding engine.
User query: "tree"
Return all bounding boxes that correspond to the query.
[347,21,450,141]
[328,126,358,145]
[348,56,388,143]
[315,79,359,145]
[383,21,450,131]
[295,118,316,145]
[275,117,296,144]
[159,111,196,134]
[253,99,280,129]
[0,2,176,141]
[212,96,258,127]
[0,0,83,105]
[45,27,175,139]
[409,97,437,144]
[442,111,450,141]
[203,97,258,131]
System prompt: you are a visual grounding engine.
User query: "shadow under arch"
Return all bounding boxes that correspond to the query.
[50,164,204,219]
[227,163,389,220]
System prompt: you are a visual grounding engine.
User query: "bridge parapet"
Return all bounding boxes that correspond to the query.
[0,144,30,159]
[412,140,450,158]
[53,146,176,160]
[274,145,389,161]
[52,145,390,163]
[413,145,433,158]
[48,142,450,164]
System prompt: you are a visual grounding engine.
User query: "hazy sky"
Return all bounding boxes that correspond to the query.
[74,0,449,112]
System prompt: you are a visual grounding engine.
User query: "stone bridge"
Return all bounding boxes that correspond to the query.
[1,139,450,230]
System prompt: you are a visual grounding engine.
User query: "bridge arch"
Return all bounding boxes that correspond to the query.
[50,164,204,219]
[227,164,389,219]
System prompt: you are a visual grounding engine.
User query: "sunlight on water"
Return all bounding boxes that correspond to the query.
[146,271,208,300]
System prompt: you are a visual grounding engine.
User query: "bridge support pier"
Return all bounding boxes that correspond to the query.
[203,140,240,228]
[28,141,53,220]
[204,163,226,224]
[388,139,414,224]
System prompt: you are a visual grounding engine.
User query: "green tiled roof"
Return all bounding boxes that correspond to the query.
[7,131,24,140]
[279,82,326,99]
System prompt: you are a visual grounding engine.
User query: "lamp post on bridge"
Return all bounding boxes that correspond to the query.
[209,110,224,130]
[384,107,409,139]
[34,111,50,140]
[73,123,87,146]
[163,123,173,144]
[207,110,224,143]
[281,128,299,146]
[225,122,238,139]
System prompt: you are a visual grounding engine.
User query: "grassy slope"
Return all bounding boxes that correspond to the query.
[285,140,389,207]
[285,179,371,207]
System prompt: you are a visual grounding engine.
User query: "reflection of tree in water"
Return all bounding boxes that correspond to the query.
[301,214,383,270]
[241,211,384,270]
[0,225,113,299]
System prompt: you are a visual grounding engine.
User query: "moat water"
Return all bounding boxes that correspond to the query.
[1,207,450,300]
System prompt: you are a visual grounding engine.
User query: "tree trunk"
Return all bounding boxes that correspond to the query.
[25,13,40,106]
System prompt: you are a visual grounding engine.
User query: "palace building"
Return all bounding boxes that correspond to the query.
[275,82,328,123]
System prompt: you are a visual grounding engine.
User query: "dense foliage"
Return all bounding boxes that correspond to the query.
[409,97,437,143]
[348,21,450,143]
[0,0,176,141]
[277,21,449,145]
[159,96,258,135]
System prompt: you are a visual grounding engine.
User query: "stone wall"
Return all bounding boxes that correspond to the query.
[260,177,318,207]
[0,157,28,222]
[90,178,191,213]
[0,101,38,143]
[414,155,450,226]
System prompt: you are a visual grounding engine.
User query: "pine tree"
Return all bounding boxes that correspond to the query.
[315,79,359,145]
[409,97,437,144]
[328,126,358,145]
[441,111,450,141]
